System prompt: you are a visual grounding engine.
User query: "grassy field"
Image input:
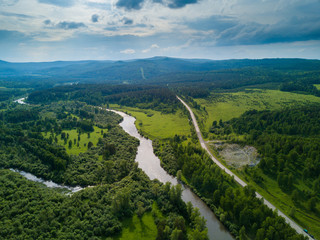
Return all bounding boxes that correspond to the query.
[314,84,320,90]
[114,212,157,240]
[44,126,105,155]
[109,104,191,140]
[194,89,320,133]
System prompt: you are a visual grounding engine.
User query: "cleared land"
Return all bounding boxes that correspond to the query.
[43,126,105,155]
[314,84,320,90]
[114,212,157,240]
[110,104,191,139]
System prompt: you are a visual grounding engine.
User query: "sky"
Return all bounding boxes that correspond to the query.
[0,0,320,62]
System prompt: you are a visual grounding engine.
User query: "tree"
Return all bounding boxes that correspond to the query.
[307,197,317,211]
[239,226,247,240]
[68,140,72,148]
[136,201,145,218]
[87,141,93,149]
[291,189,299,204]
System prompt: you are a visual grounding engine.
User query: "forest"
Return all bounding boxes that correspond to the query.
[207,104,320,238]
[2,58,320,239]
[153,135,308,240]
[0,100,208,239]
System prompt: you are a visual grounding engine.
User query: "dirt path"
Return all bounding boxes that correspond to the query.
[177,96,311,239]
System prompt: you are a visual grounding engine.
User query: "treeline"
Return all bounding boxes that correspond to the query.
[0,168,207,239]
[27,84,181,113]
[280,81,320,97]
[153,138,307,239]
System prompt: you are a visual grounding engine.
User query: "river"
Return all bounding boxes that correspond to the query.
[11,100,233,239]
[111,109,234,240]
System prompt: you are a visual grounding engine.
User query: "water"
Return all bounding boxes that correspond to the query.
[13,97,28,105]
[111,109,234,240]
[10,102,233,239]
[10,169,83,193]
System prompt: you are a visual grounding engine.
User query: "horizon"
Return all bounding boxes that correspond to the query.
[1,55,320,64]
[1,0,320,62]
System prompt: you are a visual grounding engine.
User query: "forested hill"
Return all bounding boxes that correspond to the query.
[1,57,320,85]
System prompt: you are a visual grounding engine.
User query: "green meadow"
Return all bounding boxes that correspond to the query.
[194,89,320,134]
[314,84,320,90]
[44,126,105,155]
[114,212,157,240]
[110,104,191,140]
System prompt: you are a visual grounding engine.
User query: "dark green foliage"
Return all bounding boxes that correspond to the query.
[28,84,181,113]
[0,100,207,239]
[154,138,307,240]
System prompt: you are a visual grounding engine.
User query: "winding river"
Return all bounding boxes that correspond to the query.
[11,99,233,239]
[111,109,233,240]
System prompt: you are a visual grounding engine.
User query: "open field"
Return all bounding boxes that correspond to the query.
[109,104,191,140]
[114,212,157,240]
[314,84,320,90]
[43,126,105,155]
[194,89,320,133]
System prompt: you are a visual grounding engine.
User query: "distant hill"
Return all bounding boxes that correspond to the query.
[1,57,320,87]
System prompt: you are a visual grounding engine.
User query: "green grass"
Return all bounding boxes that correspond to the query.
[114,211,157,240]
[43,126,105,155]
[314,84,320,90]
[194,89,320,133]
[110,104,191,140]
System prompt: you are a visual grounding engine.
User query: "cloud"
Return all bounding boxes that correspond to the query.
[0,0,18,6]
[0,11,34,18]
[116,0,198,10]
[116,0,144,10]
[122,17,133,25]
[38,0,74,7]
[120,48,136,54]
[167,0,198,9]
[0,30,31,43]
[142,43,159,53]
[43,19,51,25]
[214,15,320,46]
[56,21,86,30]
[91,14,99,23]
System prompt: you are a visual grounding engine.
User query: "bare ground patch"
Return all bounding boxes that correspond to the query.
[209,141,260,168]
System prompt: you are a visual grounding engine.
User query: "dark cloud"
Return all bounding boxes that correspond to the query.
[0,11,33,18]
[215,15,320,46]
[167,0,198,9]
[91,14,99,23]
[0,30,30,43]
[56,21,86,30]
[116,0,197,10]
[116,0,144,10]
[122,17,133,25]
[38,0,74,7]
[43,19,51,25]
[188,15,237,32]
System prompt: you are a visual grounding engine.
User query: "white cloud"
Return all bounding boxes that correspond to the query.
[120,48,135,54]
[142,43,159,53]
